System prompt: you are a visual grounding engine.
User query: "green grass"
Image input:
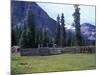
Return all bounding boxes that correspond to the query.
[11,53,96,74]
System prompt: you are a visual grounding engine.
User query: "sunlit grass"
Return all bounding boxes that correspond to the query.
[11,53,96,74]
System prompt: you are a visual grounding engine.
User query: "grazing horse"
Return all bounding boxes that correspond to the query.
[80,47,93,53]
[87,47,92,53]
[80,47,86,53]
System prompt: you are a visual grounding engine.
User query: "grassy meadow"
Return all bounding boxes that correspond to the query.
[11,53,96,75]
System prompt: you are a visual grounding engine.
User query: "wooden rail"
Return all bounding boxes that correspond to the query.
[18,46,96,56]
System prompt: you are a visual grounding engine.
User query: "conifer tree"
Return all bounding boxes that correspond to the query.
[19,9,36,48]
[67,31,71,46]
[35,27,42,48]
[11,26,17,46]
[14,25,22,45]
[72,5,83,46]
[43,27,49,47]
[55,14,61,46]
[60,13,67,47]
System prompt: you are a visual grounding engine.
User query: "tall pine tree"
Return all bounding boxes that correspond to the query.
[19,8,36,48]
[14,25,22,45]
[72,5,84,46]
[43,27,49,47]
[55,14,61,46]
[35,27,43,48]
[11,26,17,46]
[60,13,67,47]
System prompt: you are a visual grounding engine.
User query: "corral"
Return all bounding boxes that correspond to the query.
[20,48,62,56]
[20,46,96,56]
[62,46,96,53]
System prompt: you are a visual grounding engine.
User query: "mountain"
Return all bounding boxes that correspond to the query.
[81,23,96,32]
[11,1,58,36]
[81,23,96,41]
[66,23,96,41]
[11,1,96,42]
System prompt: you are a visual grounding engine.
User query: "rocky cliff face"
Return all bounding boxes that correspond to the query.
[81,23,96,41]
[11,1,58,36]
[66,23,96,41]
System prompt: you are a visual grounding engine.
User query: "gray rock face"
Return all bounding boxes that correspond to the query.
[11,1,58,36]
[81,23,96,41]
[66,23,96,41]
